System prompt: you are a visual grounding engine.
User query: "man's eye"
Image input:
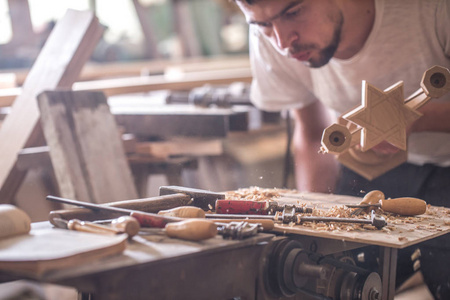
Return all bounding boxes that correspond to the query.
[284,8,301,19]
[258,22,272,28]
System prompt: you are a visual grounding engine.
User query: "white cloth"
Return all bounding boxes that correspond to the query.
[249,0,450,166]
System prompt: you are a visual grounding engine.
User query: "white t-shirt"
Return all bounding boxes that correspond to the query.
[249,0,450,166]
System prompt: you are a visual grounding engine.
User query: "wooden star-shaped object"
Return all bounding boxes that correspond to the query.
[343,81,422,151]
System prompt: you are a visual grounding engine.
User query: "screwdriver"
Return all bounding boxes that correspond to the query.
[346,197,427,216]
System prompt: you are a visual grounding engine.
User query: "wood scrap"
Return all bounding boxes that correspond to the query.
[37,90,138,204]
[0,10,103,204]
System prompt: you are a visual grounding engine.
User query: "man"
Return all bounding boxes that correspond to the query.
[233,0,450,298]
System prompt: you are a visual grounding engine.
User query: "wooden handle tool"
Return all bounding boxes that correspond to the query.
[158,206,206,218]
[140,219,217,241]
[165,219,217,241]
[46,195,183,228]
[53,216,141,238]
[346,197,427,216]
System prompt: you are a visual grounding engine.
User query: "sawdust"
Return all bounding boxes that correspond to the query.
[224,187,450,233]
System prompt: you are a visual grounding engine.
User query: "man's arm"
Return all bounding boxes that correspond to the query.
[291,101,339,193]
[411,101,450,133]
[372,100,450,154]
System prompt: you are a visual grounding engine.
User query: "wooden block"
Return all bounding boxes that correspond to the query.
[0,10,103,204]
[37,90,138,204]
[343,81,421,151]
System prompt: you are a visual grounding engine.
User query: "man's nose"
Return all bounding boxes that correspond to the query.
[273,23,298,50]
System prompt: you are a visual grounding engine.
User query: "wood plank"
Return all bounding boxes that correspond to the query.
[135,138,223,159]
[0,10,103,204]
[37,90,138,204]
[0,67,252,108]
[2,55,250,86]
[131,0,161,60]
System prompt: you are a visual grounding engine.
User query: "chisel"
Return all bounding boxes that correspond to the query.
[47,195,185,228]
[345,197,427,216]
[46,196,218,241]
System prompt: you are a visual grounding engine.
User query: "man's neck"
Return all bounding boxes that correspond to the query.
[334,0,375,59]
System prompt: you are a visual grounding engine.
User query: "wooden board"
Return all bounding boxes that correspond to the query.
[0,226,127,277]
[272,192,450,249]
[0,9,103,204]
[37,90,138,204]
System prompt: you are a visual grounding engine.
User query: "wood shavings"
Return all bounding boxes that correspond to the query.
[225,186,291,201]
[225,187,450,236]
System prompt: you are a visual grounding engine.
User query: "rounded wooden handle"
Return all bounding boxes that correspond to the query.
[111,216,141,237]
[380,197,427,216]
[360,190,385,205]
[158,206,205,218]
[67,219,118,235]
[165,219,217,241]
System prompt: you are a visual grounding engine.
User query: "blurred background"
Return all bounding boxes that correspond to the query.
[0,0,249,68]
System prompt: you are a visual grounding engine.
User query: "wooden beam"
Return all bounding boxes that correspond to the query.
[2,55,250,87]
[75,67,252,97]
[0,10,103,204]
[0,66,252,107]
[131,0,161,60]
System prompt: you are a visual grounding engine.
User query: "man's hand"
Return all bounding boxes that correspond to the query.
[370,141,401,155]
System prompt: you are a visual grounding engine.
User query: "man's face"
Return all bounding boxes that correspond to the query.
[236,0,343,68]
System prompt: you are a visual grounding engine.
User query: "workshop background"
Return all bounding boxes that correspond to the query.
[0,0,292,222]
[0,1,435,300]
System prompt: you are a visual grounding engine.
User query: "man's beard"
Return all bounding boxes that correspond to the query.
[290,14,343,68]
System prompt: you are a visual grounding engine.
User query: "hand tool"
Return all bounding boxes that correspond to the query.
[346,197,427,216]
[48,185,224,224]
[159,185,225,210]
[296,210,387,229]
[158,206,206,218]
[350,190,385,216]
[208,209,387,229]
[215,221,263,240]
[47,196,222,240]
[153,206,275,231]
[215,199,313,215]
[139,219,217,241]
[151,206,274,231]
[52,216,140,238]
[47,195,185,228]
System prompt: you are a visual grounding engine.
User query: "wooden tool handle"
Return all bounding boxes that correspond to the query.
[360,190,385,205]
[165,219,217,241]
[111,216,141,237]
[48,194,191,224]
[67,219,119,235]
[380,197,427,216]
[158,206,205,218]
[207,219,274,231]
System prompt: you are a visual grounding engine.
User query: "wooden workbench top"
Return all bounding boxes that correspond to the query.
[267,191,450,249]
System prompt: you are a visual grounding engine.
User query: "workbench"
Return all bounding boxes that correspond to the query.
[0,192,448,300]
